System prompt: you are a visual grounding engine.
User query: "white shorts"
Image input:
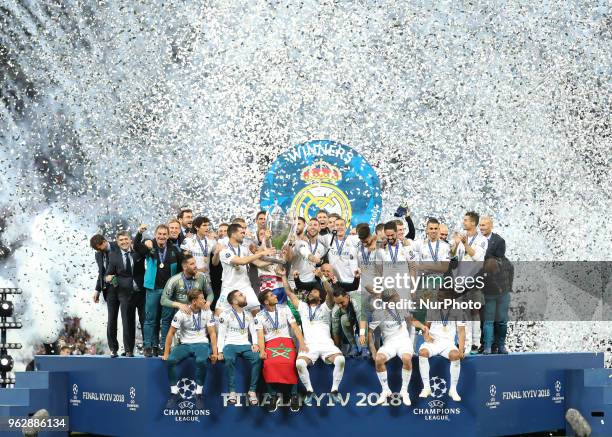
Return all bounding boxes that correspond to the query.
[377,335,414,360]
[419,341,458,359]
[299,341,342,364]
[217,287,259,312]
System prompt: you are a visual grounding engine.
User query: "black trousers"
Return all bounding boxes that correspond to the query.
[106,288,145,354]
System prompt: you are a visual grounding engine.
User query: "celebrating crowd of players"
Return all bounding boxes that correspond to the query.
[90,207,512,411]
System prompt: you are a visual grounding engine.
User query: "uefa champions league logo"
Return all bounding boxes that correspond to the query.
[177,378,197,408]
[163,378,210,421]
[413,376,461,421]
[69,383,81,406]
[430,376,447,398]
[486,384,500,409]
[127,386,140,412]
[552,380,564,404]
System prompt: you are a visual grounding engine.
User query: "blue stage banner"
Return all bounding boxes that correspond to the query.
[260,140,382,228]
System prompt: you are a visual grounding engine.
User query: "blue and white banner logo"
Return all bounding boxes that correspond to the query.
[260,140,382,228]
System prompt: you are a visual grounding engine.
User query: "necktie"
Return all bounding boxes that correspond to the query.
[125,252,132,275]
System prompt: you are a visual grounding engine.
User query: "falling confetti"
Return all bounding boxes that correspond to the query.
[0,1,610,367]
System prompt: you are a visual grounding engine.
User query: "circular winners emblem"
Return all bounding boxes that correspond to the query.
[260,140,382,228]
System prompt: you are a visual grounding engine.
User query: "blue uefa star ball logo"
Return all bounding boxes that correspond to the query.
[260,140,382,228]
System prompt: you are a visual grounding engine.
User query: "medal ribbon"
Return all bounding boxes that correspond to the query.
[265,308,279,331]
[360,243,371,265]
[428,240,439,262]
[387,308,403,325]
[440,308,450,327]
[335,236,347,257]
[308,239,318,255]
[192,311,202,331]
[182,274,194,291]
[308,304,322,322]
[231,308,246,330]
[196,236,209,257]
[158,245,167,266]
[388,242,400,264]
[229,244,241,257]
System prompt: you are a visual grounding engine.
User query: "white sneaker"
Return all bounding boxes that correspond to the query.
[448,388,461,402]
[419,387,431,398]
[400,390,411,406]
[375,390,392,405]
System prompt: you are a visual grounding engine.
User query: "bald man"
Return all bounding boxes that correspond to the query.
[479,216,511,355]
[439,224,449,243]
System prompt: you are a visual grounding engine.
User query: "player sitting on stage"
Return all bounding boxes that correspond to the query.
[370,293,430,406]
[255,289,308,412]
[277,266,346,405]
[217,290,262,406]
[418,289,466,402]
[163,289,218,409]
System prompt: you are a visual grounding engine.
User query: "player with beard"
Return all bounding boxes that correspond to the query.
[378,221,418,264]
[163,289,217,410]
[160,255,214,348]
[332,288,367,358]
[217,290,262,406]
[292,218,328,291]
[255,289,307,412]
[216,224,275,315]
[369,298,430,406]
[450,211,488,354]
[419,289,466,402]
[277,266,345,404]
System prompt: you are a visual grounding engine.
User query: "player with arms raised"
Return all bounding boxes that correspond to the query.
[277,266,345,404]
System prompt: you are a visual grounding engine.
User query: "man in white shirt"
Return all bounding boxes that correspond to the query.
[418,290,466,402]
[321,217,360,284]
[181,216,216,276]
[292,218,328,288]
[255,290,307,412]
[370,302,430,406]
[278,267,345,405]
[450,211,488,354]
[216,224,274,315]
[217,290,262,406]
[162,289,218,410]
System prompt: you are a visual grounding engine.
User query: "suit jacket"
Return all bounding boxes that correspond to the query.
[485,233,506,259]
[95,242,119,292]
[105,249,145,293]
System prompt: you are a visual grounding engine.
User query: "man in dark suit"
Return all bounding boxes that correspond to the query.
[479,216,511,354]
[90,234,119,304]
[104,231,144,357]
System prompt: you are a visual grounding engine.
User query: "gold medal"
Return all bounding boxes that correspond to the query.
[240,329,247,335]
[159,263,165,269]
[443,325,448,332]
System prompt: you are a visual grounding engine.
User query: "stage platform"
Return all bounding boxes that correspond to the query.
[0,352,610,437]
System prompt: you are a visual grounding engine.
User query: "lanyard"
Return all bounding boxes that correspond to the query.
[158,245,168,266]
[229,244,241,257]
[182,274,195,291]
[335,236,347,257]
[192,311,202,331]
[360,243,371,264]
[308,239,318,255]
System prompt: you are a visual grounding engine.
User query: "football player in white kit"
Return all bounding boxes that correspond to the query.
[180,216,216,277]
[418,290,466,402]
[216,223,275,315]
[321,217,360,284]
[370,300,429,406]
[450,211,488,354]
[278,266,345,404]
[292,218,328,289]
[217,290,262,406]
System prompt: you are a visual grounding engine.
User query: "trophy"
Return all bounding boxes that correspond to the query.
[262,203,297,265]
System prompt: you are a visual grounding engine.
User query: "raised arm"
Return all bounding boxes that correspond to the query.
[278,267,299,307]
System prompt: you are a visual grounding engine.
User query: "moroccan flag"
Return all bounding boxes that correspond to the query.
[262,337,298,384]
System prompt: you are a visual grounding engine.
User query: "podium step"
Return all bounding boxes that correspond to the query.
[14,371,52,389]
[583,368,612,388]
[0,388,46,406]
